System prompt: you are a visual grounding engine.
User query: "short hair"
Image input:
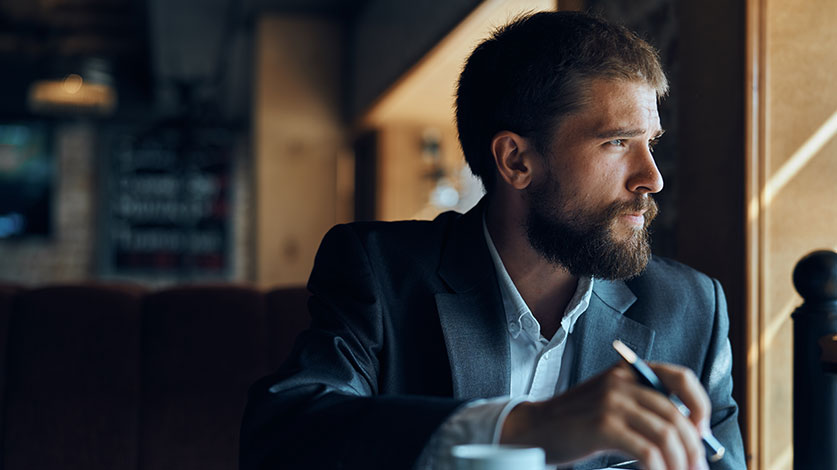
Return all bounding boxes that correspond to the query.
[455,11,668,195]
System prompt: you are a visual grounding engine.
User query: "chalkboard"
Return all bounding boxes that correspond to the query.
[99,124,233,280]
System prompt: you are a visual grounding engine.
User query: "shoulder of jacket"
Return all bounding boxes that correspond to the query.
[634,255,717,293]
[329,210,462,244]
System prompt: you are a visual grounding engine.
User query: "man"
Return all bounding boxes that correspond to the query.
[240,11,745,470]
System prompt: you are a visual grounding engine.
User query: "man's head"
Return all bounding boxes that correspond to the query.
[523,78,663,280]
[456,11,668,196]
[457,12,668,280]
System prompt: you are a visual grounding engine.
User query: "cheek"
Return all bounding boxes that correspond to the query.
[574,176,628,219]
[568,162,621,203]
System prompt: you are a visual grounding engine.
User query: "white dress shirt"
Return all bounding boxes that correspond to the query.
[415,217,594,469]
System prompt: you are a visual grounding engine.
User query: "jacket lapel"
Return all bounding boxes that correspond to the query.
[435,200,510,400]
[570,279,655,470]
[570,279,655,387]
[436,288,509,399]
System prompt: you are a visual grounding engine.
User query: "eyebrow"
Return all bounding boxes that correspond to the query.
[594,128,666,139]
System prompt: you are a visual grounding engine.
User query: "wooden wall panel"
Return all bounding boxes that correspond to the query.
[748,1,837,469]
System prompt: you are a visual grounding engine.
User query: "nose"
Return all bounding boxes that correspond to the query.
[626,146,664,194]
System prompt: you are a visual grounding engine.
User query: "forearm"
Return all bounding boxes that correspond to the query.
[416,397,525,470]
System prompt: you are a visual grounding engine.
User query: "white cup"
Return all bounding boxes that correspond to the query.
[451,444,546,470]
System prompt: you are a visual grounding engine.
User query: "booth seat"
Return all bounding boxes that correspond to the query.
[0,283,310,470]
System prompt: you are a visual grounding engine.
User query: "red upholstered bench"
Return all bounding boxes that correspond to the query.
[0,283,310,470]
[4,284,145,470]
[0,282,21,461]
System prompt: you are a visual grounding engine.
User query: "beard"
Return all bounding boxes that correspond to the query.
[525,176,658,280]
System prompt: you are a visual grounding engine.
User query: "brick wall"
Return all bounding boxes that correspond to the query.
[0,123,96,285]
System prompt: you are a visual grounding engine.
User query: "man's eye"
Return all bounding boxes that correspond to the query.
[608,139,625,147]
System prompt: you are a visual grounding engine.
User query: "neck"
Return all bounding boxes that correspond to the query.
[485,195,579,334]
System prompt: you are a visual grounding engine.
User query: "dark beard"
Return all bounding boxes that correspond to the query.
[525,179,658,280]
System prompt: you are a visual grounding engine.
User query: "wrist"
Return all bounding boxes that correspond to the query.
[499,401,539,445]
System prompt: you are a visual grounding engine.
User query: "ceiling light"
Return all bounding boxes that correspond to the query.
[27,58,118,116]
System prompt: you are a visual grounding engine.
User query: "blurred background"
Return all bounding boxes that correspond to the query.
[0,0,834,469]
[0,0,688,288]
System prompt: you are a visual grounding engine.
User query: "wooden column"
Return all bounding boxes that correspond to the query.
[253,16,348,288]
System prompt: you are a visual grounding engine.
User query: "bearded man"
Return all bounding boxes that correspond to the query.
[241,11,746,470]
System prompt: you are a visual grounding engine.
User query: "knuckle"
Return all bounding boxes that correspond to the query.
[659,424,678,446]
[684,370,703,393]
[600,389,627,413]
[673,370,691,390]
[683,367,698,382]
[662,404,683,422]
[639,445,662,466]
[594,411,617,433]
[686,426,704,450]
[602,369,624,387]
[687,438,705,461]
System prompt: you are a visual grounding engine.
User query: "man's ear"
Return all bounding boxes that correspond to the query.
[491,131,537,190]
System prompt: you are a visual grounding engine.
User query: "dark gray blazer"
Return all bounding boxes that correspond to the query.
[240,202,746,470]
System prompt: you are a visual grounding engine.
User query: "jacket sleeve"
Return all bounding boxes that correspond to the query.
[239,224,465,470]
[703,279,748,470]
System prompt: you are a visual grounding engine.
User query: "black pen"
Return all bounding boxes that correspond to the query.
[612,339,725,463]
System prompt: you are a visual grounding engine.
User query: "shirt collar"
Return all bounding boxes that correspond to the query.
[482,214,594,342]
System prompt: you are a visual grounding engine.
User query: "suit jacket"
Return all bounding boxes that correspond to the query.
[240,202,746,470]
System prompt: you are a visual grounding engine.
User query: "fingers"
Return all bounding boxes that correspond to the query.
[650,363,712,430]
[600,422,668,470]
[593,386,698,470]
[597,367,708,470]
[630,386,707,470]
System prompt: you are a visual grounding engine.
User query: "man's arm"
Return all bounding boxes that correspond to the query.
[239,224,465,470]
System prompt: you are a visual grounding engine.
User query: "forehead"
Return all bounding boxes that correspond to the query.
[559,79,661,137]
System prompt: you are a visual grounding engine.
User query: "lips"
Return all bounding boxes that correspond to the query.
[621,212,646,227]
[618,197,658,226]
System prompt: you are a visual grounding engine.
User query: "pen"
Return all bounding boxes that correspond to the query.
[611,339,725,464]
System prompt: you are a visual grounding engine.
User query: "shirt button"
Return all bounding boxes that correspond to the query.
[508,321,519,333]
[543,352,550,360]
[522,317,534,328]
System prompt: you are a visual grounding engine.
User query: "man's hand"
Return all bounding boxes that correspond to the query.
[500,363,711,470]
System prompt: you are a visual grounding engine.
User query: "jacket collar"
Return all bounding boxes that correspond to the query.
[571,278,654,386]
[437,198,495,293]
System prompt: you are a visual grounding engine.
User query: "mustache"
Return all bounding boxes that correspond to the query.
[609,196,659,224]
